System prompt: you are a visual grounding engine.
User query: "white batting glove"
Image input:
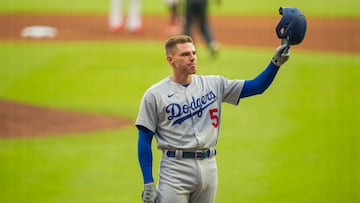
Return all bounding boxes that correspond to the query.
[272,44,290,67]
[142,183,158,203]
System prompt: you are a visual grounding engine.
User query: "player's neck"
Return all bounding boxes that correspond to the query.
[170,74,192,85]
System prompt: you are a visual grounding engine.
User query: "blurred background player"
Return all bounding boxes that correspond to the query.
[108,0,143,33]
[164,0,183,35]
[183,0,219,56]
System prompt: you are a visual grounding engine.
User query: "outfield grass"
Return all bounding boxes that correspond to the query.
[0,41,359,202]
[1,0,359,17]
[0,41,169,118]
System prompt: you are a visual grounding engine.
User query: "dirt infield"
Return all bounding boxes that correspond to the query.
[0,100,132,137]
[1,14,360,53]
[0,14,359,137]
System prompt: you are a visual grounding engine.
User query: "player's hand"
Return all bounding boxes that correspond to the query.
[142,183,158,203]
[272,44,290,67]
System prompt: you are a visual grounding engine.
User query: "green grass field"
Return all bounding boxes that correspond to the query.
[1,0,360,17]
[1,0,360,202]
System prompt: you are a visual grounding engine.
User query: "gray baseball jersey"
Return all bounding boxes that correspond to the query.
[135,74,245,150]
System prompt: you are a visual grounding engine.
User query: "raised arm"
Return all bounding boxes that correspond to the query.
[240,44,290,98]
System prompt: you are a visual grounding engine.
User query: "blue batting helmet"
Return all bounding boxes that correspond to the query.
[276,7,307,45]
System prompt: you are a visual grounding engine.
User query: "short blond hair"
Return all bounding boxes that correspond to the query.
[165,35,193,55]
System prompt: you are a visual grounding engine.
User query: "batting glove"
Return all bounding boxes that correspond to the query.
[142,183,158,203]
[272,44,290,67]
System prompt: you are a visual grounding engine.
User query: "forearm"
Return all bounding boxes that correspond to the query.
[240,61,280,98]
[137,127,155,184]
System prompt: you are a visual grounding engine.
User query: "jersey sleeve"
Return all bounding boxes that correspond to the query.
[135,90,158,133]
[220,76,245,105]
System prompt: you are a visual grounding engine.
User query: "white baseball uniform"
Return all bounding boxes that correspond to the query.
[136,74,244,202]
[108,0,142,31]
[164,0,179,6]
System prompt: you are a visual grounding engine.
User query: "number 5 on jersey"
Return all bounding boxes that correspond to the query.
[209,108,219,128]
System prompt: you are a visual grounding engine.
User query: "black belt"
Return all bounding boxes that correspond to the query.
[166,149,216,160]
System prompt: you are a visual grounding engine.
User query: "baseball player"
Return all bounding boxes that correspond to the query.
[183,0,219,56]
[108,0,142,33]
[164,0,182,35]
[136,35,290,203]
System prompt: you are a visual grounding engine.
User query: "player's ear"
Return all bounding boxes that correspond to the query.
[166,55,174,64]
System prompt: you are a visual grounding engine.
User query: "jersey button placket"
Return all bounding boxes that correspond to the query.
[184,88,200,148]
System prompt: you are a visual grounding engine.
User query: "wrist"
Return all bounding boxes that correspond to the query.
[271,58,282,67]
[145,182,155,185]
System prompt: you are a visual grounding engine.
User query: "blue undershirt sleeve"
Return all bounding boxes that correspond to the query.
[137,126,155,184]
[240,61,280,98]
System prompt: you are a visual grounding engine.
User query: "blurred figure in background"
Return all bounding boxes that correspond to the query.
[108,0,143,33]
[183,0,219,56]
[164,0,183,35]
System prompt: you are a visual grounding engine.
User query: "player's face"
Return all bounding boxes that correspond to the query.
[170,42,197,75]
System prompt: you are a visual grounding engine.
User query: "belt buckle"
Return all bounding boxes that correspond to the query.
[195,150,206,160]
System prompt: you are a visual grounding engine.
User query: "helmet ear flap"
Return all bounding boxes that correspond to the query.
[276,7,290,40]
[276,18,291,39]
[275,7,307,45]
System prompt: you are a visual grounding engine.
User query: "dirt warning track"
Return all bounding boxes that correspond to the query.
[1,14,359,53]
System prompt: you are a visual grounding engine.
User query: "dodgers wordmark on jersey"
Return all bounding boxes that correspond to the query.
[135,75,245,150]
